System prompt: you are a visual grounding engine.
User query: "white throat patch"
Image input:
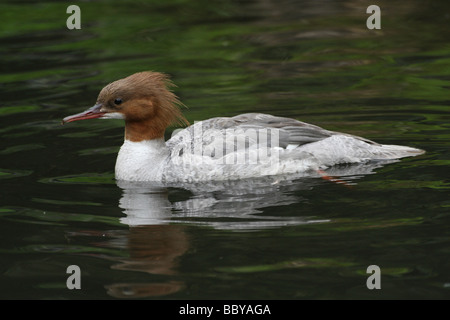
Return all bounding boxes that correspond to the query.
[101,112,125,120]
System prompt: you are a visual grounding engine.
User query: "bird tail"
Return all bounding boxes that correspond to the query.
[375,144,425,159]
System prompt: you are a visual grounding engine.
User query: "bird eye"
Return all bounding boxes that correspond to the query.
[114,98,123,105]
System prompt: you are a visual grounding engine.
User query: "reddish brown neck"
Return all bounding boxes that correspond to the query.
[124,119,165,142]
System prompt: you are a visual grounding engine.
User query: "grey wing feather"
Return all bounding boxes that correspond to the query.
[231,113,379,147]
[167,113,378,154]
[229,113,334,148]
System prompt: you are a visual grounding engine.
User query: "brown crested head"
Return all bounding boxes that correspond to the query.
[62,71,189,142]
[98,71,189,141]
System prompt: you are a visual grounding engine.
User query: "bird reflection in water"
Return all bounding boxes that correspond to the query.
[105,161,396,298]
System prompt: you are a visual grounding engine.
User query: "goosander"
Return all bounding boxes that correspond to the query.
[62,71,424,182]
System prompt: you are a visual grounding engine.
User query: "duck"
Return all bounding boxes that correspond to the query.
[62,71,424,182]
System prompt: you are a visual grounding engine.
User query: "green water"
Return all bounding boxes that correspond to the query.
[0,0,449,299]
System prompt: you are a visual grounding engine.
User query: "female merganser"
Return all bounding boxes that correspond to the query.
[62,71,424,182]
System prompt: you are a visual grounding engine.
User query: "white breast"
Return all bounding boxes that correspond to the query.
[115,138,169,181]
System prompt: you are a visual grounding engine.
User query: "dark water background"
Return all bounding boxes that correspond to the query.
[0,0,449,299]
